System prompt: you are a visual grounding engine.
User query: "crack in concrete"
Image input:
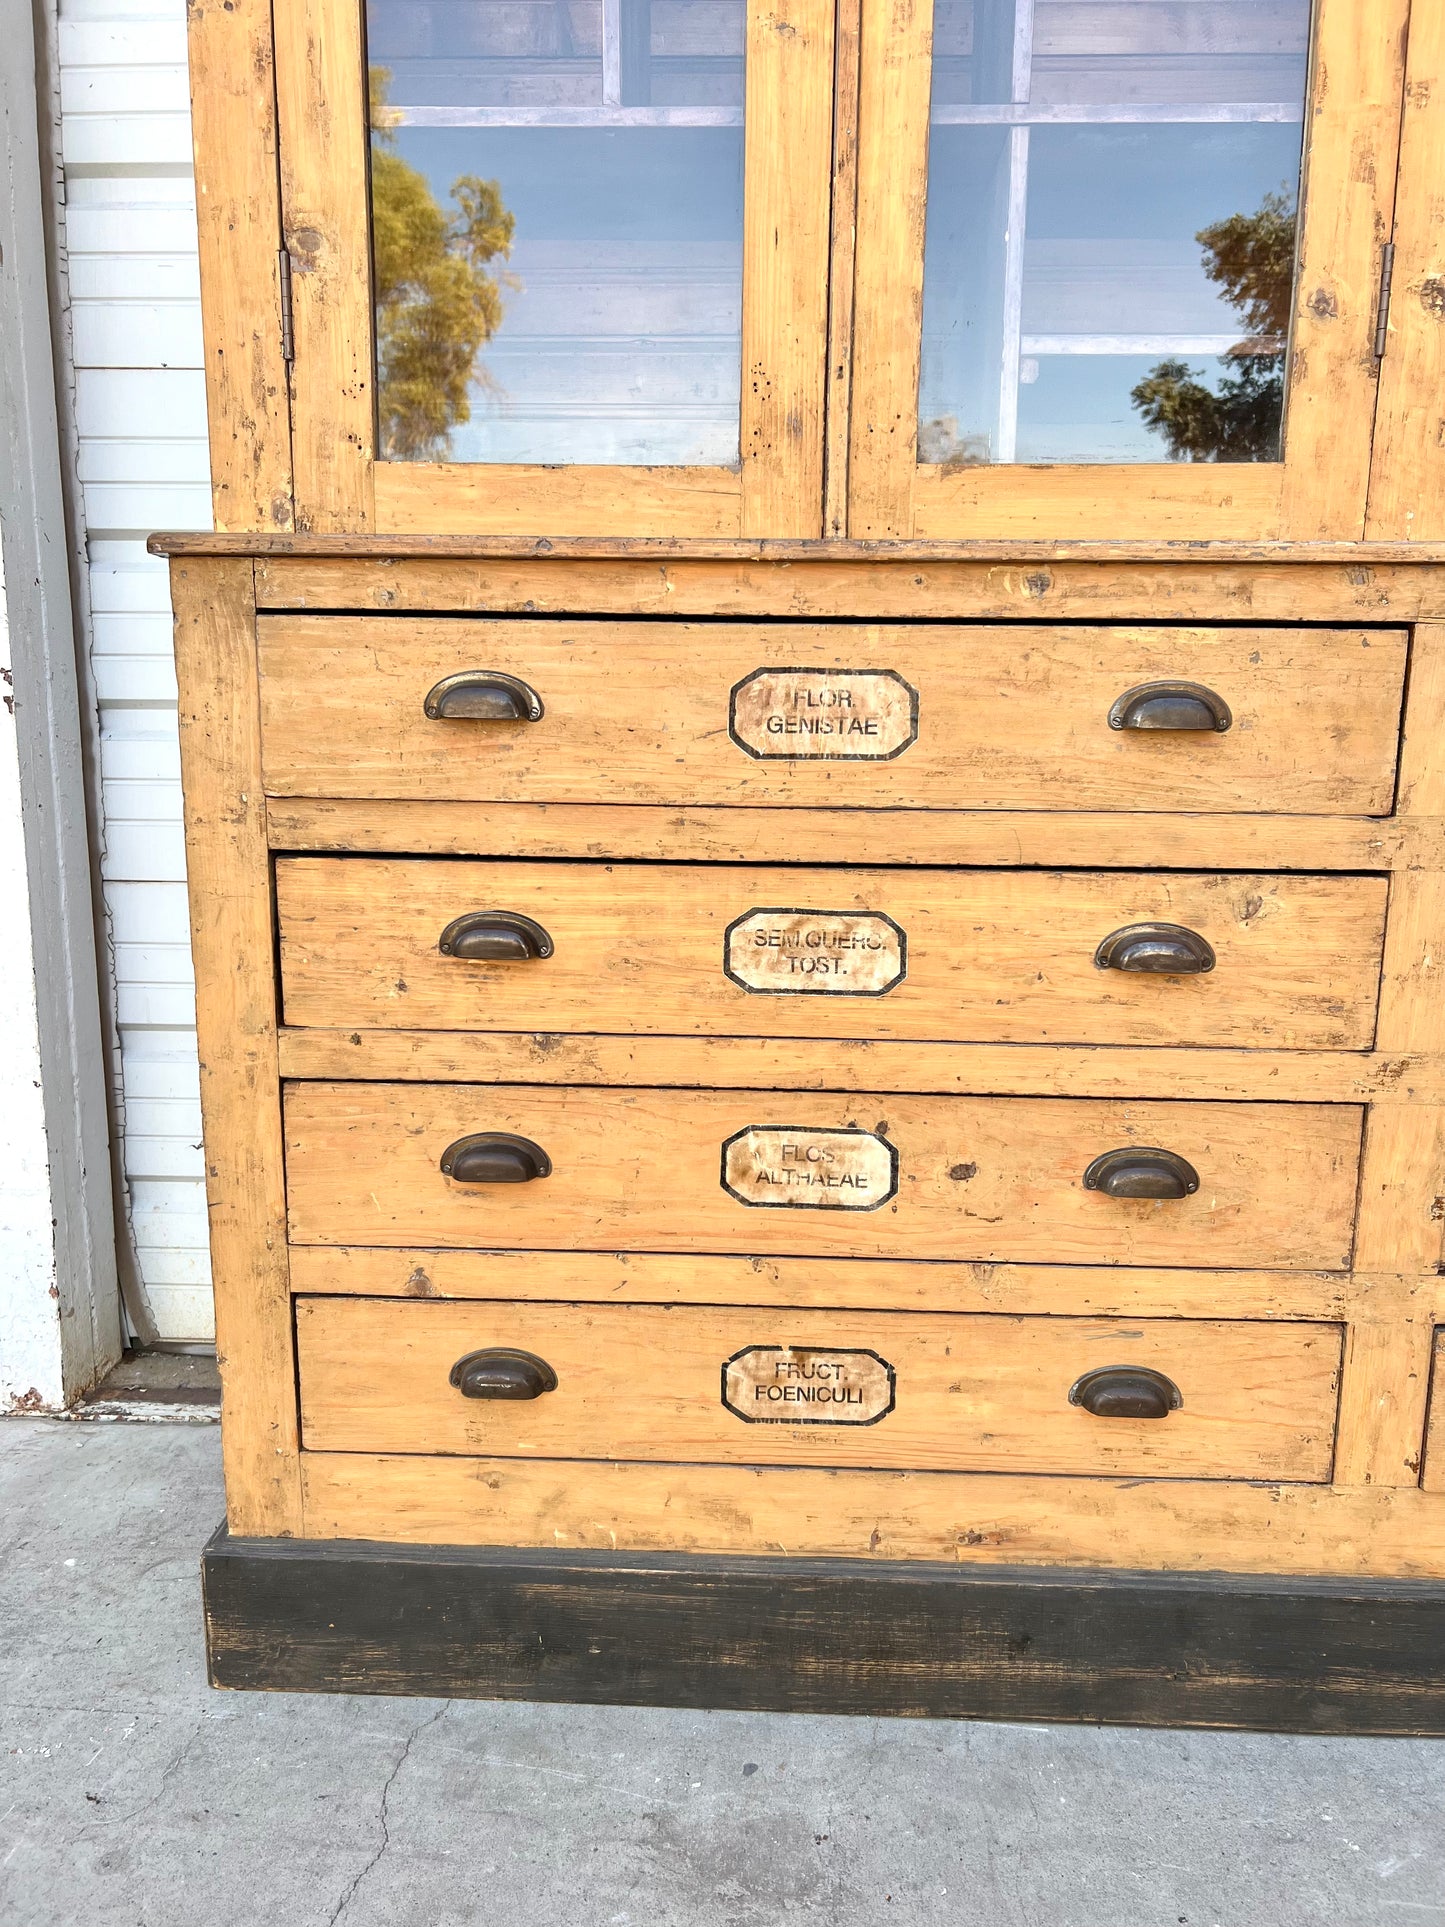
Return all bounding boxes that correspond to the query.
[83,1714,208,1829]
[325,1703,449,1926]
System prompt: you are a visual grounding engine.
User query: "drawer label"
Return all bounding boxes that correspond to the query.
[729,668,919,761]
[724,909,907,996]
[721,1126,898,1210]
[723,1345,896,1426]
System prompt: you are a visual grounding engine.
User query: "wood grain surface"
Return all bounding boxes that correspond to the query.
[171,560,302,1534]
[295,1297,1341,1481]
[277,859,1387,1049]
[284,1247,1358,1319]
[202,1529,1445,1728]
[296,1453,1445,1577]
[185,0,293,530]
[256,617,1407,813]
[239,552,1445,626]
[276,1030,1442,1103]
[282,1083,1364,1268]
[1367,0,1445,541]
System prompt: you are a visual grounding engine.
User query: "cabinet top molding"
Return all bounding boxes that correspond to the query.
[148,534,1445,564]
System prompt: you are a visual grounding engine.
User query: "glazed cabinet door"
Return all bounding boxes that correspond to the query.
[267,0,835,535]
[846,0,1410,540]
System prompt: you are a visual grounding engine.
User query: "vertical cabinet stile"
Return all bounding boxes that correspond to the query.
[171,560,302,1537]
[186,0,296,531]
[1366,3,1445,541]
[272,0,376,531]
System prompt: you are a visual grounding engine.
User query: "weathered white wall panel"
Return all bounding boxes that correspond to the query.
[62,0,215,1340]
[0,549,71,1409]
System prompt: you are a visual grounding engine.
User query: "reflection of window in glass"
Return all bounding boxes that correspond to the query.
[917,0,1311,467]
[365,0,747,466]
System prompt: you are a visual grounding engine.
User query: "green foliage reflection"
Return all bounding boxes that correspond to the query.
[1132,189,1297,463]
[370,70,516,460]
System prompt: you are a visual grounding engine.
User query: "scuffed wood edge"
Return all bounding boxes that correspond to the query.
[147,530,1445,560]
[286,1246,1364,1321]
[263,799,1436,871]
[172,558,302,1533]
[202,1526,1445,1728]
[297,1453,1445,1579]
[274,1028,1445,1106]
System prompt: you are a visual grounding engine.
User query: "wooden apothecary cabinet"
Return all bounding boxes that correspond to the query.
[171,0,1445,1727]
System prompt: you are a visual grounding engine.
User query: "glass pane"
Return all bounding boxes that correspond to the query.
[918,0,1312,466]
[365,0,746,465]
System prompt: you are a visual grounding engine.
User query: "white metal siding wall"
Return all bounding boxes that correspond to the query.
[0,545,71,1408]
[61,0,215,1340]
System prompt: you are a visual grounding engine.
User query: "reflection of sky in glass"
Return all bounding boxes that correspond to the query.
[392,127,743,465]
[366,0,747,467]
[917,0,1311,466]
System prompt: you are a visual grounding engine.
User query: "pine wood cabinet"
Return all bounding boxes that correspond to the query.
[173,0,1445,1727]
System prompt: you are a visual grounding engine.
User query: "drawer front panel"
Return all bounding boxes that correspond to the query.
[283,1085,1363,1268]
[257,618,1406,814]
[295,1298,1342,1480]
[278,859,1387,1049]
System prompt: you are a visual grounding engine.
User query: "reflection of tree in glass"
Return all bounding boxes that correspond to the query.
[1132,189,1296,462]
[370,69,516,460]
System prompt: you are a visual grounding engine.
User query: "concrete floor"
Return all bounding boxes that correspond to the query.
[1,1421,1442,1927]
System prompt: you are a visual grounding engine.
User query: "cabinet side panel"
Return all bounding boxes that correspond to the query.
[172,559,301,1535]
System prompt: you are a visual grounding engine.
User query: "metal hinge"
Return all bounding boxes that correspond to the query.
[1374,240,1396,360]
[278,247,295,365]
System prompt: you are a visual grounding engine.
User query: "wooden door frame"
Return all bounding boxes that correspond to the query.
[244,0,837,537]
[845,0,1411,541]
[1367,3,1445,542]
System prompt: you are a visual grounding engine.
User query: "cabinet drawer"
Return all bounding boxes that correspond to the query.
[278,858,1387,1049]
[295,1298,1342,1481]
[257,618,1406,815]
[283,1085,1362,1269]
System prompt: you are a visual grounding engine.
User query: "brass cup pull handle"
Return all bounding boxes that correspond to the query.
[1069,1365,1182,1420]
[423,671,545,722]
[1108,680,1232,733]
[439,911,554,962]
[1083,1146,1200,1199]
[450,1348,558,1400]
[440,1132,552,1184]
[1094,922,1216,975]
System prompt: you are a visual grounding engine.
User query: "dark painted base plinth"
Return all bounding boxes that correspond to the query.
[202,1527,1445,1732]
